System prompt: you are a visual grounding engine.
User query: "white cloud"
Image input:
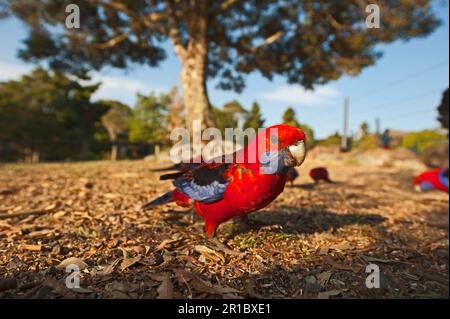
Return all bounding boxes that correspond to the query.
[0,61,160,95]
[91,74,158,93]
[261,85,341,106]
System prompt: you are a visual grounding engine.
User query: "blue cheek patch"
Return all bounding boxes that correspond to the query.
[438,170,449,189]
[420,181,435,190]
[259,151,285,175]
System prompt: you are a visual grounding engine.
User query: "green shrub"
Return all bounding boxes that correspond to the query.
[401,130,447,154]
[316,133,341,147]
[353,133,380,151]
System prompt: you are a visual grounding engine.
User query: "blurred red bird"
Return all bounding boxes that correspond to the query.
[309,167,332,183]
[142,124,307,246]
[412,168,448,193]
[286,167,299,186]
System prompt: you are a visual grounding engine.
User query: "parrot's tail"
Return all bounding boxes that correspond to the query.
[141,191,173,210]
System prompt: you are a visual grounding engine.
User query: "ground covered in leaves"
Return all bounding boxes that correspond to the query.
[0,154,448,299]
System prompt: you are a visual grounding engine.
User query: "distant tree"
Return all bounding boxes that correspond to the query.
[99,100,132,160]
[244,102,265,131]
[213,106,237,136]
[299,123,315,149]
[360,122,369,135]
[0,68,105,161]
[437,88,449,130]
[317,132,341,147]
[128,92,169,145]
[282,107,315,148]
[223,100,247,115]
[8,0,440,130]
[212,100,248,135]
[402,130,447,154]
[282,107,300,127]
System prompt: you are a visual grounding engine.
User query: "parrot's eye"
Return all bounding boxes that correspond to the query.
[269,135,279,145]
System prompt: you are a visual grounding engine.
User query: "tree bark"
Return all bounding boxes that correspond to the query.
[171,2,215,133]
[180,54,215,132]
[111,141,118,161]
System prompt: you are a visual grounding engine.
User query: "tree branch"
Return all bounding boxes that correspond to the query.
[90,30,132,49]
[325,13,353,30]
[166,2,187,61]
[251,30,284,52]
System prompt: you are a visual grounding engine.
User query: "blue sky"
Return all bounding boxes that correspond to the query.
[0,3,448,139]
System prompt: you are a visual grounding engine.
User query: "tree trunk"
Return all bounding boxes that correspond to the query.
[172,2,215,133]
[111,141,118,161]
[180,55,215,132]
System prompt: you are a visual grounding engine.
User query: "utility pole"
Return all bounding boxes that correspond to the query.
[375,117,380,135]
[341,97,349,152]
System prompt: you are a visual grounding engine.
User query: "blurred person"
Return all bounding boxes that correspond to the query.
[381,129,392,150]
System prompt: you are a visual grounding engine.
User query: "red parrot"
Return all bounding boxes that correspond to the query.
[309,167,332,183]
[286,167,299,186]
[412,168,449,193]
[142,124,307,246]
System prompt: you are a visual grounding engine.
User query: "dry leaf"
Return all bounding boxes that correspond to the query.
[318,289,341,299]
[331,242,354,251]
[156,273,173,299]
[99,258,122,276]
[72,287,94,294]
[149,272,169,282]
[52,211,68,219]
[156,239,181,251]
[317,246,330,255]
[317,271,332,287]
[57,257,87,270]
[194,245,225,262]
[120,255,142,271]
[18,244,42,251]
[324,256,360,272]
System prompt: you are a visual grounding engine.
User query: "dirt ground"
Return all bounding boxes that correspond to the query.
[0,155,448,299]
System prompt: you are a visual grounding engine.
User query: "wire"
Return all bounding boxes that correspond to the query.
[352,87,443,116]
[352,59,449,102]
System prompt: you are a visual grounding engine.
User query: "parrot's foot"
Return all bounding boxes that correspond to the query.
[206,237,244,256]
[187,207,201,224]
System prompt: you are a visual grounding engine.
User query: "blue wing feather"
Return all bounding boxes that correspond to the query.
[173,163,232,204]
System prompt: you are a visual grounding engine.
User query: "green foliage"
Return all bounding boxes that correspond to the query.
[299,124,315,148]
[353,133,380,151]
[281,107,315,148]
[213,107,236,135]
[282,107,300,127]
[0,68,106,160]
[128,92,170,145]
[9,0,439,93]
[317,132,341,147]
[401,130,447,154]
[99,100,132,141]
[360,122,369,136]
[437,88,448,130]
[243,102,265,131]
[223,100,246,114]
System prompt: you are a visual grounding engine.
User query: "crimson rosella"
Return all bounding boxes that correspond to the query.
[309,167,332,183]
[413,168,449,193]
[142,124,307,248]
[286,167,299,186]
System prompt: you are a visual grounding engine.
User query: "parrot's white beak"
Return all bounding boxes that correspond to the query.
[414,185,422,192]
[288,140,306,167]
